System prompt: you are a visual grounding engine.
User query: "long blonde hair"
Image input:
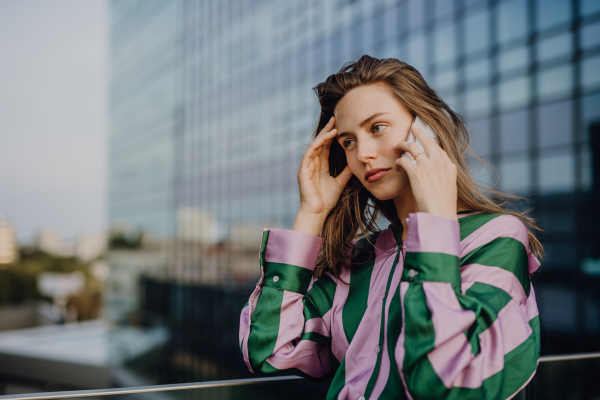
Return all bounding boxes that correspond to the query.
[312,55,543,280]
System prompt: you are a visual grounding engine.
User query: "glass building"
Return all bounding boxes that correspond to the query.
[108,0,600,384]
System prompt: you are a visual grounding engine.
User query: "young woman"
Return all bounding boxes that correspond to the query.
[239,56,542,400]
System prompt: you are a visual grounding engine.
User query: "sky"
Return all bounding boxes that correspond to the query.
[0,0,108,243]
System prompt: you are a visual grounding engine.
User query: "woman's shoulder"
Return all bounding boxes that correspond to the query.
[459,211,529,251]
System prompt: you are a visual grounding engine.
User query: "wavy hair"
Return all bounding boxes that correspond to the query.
[312,55,543,280]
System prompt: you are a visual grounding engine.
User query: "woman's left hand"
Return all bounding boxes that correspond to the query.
[395,123,458,221]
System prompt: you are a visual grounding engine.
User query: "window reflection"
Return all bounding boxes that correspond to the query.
[465,85,491,117]
[581,21,600,50]
[537,99,573,149]
[499,75,530,111]
[535,0,571,31]
[433,22,456,67]
[500,109,530,154]
[536,64,573,102]
[496,0,528,45]
[580,55,600,90]
[465,58,491,84]
[538,150,576,194]
[536,32,572,63]
[580,0,600,16]
[464,10,490,55]
[498,46,529,75]
[500,156,530,194]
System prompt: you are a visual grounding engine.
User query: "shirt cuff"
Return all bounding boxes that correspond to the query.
[402,212,461,284]
[260,228,323,294]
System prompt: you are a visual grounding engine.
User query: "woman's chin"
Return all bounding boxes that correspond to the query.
[366,186,404,202]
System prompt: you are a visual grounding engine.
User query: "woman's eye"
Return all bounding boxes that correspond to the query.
[343,139,356,149]
[373,124,386,134]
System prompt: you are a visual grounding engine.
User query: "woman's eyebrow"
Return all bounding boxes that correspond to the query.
[337,112,391,138]
[359,112,390,128]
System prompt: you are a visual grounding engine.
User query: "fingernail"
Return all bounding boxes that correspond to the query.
[329,116,333,122]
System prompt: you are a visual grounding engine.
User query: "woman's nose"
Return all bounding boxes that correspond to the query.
[356,139,377,163]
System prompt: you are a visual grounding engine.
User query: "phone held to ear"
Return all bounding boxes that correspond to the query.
[403,115,437,164]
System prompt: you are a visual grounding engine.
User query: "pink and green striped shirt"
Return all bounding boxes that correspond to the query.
[239,211,541,399]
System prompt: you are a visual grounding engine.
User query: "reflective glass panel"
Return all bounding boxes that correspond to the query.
[538,150,576,194]
[582,92,600,143]
[464,9,490,55]
[580,55,600,89]
[581,21,600,50]
[580,0,600,16]
[408,0,425,30]
[468,117,491,156]
[498,46,529,74]
[465,86,491,117]
[407,31,427,72]
[537,99,573,148]
[434,68,458,91]
[496,0,528,44]
[433,22,457,66]
[536,0,572,31]
[499,156,530,194]
[465,58,492,84]
[536,32,572,63]
[434,0,455,20]
[536,64,574,102]
[499,75,531,111]
[500,108,530,153]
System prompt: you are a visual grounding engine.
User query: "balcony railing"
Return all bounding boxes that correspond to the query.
[0,352,598,400]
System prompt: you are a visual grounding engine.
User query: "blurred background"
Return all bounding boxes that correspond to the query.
[0,0,599,397]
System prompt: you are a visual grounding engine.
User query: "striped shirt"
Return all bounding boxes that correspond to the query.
[239,211,541,400]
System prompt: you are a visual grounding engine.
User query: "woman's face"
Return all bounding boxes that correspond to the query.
[333,84,414,201]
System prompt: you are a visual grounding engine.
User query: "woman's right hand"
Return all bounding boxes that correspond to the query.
[292,116,353,236]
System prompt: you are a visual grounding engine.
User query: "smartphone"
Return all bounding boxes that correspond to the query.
[403,115,437,163]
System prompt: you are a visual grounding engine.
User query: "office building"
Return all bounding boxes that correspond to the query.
[109,0,600,382]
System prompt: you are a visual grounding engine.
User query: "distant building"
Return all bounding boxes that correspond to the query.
[35,226,66,256]
[75,232,107,262]
[0,215,18,265]
[110,0,600,362]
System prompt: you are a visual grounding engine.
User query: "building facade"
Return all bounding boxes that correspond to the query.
[109,0,600,378]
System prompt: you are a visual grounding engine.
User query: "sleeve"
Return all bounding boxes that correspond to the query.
[239,228,338,380]
[396,212,541,400]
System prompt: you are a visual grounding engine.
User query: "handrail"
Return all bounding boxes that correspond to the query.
[0,352,599,400]
[0,376,305,400]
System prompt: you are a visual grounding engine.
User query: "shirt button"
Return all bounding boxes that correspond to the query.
[273,276,279,283]
[375,345,380,354]
[408,269,419,279]
[358,397,365,400]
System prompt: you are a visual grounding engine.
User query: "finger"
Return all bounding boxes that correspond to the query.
[317,116,336,137]
[320,134,336,162]
[334,165,353,186]
[395,142,428,163]
[411,122,438,157]
[395,155,417,175]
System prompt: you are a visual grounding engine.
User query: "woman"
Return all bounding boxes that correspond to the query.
[239,56,542,400]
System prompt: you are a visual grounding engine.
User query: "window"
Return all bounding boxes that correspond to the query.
[538,150,575,194]
[580,55,600,89]
[465,86,491,117]
[500,109,530,154]
[465,10,490,55]
[434,0,455,20]
[465,58,491,84]
[433,22,457,66]
[536,64,574,102]
[408,31,427,73]
[536,0,572,31]
[537,99,573,149]
[408,0,425,30]
[496,0,528,45]
[581,21,600,50]
[580,0,600,16]
[435,68,458,91]
[536,32,572,63]
[498,47,529,74]
[499,75,531,111]
[582,92,600,143]
[468,117,491,156]
[500,156,530,194]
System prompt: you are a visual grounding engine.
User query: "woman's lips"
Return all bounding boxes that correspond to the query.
[365,168,391,183]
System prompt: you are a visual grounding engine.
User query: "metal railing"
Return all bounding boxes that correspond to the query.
[0,353,598,400]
